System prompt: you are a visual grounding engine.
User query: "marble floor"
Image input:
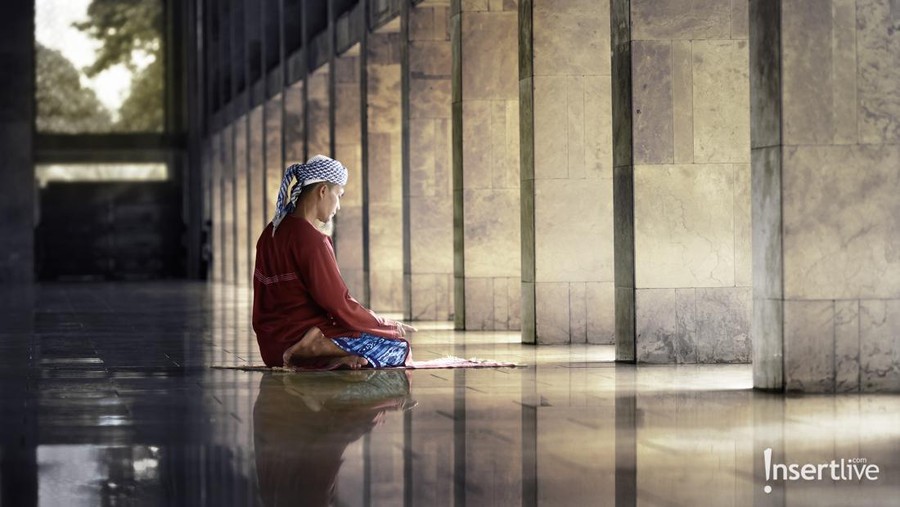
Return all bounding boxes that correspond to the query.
[1,283,898,506]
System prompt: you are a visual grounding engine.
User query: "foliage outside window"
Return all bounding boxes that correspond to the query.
[35,0,164,133]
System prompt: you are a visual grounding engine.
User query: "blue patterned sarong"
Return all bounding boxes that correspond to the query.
[331,333,409,368]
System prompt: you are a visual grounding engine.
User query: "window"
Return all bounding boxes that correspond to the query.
[35,0,164,133]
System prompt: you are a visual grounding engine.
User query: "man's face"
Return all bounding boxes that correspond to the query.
[318,184,344,222]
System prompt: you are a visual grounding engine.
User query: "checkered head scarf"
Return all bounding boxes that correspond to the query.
[271,154,348,235]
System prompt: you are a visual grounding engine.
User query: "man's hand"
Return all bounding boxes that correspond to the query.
[394,321,417,337]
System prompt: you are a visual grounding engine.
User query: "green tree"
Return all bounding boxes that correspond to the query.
[75,0,163,132]
[35,42,113,133]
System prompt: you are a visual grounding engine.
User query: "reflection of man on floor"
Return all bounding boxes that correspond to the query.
[253,370,414,506]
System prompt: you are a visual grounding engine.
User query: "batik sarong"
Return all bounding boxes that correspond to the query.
[331,333,409,368]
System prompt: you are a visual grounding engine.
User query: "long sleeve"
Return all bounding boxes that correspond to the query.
[301,235,401,339]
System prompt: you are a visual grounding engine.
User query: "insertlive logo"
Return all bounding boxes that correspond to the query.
[763,448,881,493]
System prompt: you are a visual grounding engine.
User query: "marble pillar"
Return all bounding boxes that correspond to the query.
[201,142,212,280]
[406,1,454,321]
[248,106,265,272]
[451,0,521,330]
[264,95,283,233]
[334,47,367,302]
[234,117,250,286]
[612,0,751,362]
[519,0,615,344]
[0,0,33,282]
[211,133,223,282]
[308,66,332,159]
[367,30,405,314]
[751,0,900,393]
[222,124,236,284]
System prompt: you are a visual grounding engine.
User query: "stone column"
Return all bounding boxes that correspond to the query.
[308,66,332,158]
[367,29,404,314]
[519,0,615,344]
[264,96,283,231]
[234,117,250,285]
[222,123,236,284]
[751,0,900,393]
[211,133,223,282]
[248,105,265,267]
[334,47,367,301]
[611,0,751,362]
[0,0,33,282]
[451,0,521,330]
[406,1,454,321]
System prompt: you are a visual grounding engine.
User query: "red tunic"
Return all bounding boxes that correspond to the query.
[252,215,401,367]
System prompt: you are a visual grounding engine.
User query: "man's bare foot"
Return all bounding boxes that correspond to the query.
[283,327,350,366]
[326,355,369,370]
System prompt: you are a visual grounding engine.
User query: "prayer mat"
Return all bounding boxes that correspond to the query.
[211,356,523,372]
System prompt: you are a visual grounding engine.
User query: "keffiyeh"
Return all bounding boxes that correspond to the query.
[271,155,348,234]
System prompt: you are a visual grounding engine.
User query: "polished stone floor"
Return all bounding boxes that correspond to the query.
[1,283,898,506]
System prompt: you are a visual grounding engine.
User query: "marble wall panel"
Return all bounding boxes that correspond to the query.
[834,300,860,393]
[460,12,518,100]
[586,282,615,344]
[410,273,453,320]
[464,277,493,329]
[532,76,568,180]
[533,178,612,283]
[307,66,331,158]
[493,101,520,189]
[585,78,613,180]
[233,118,249,286]
[635,289,678,363]
[532,0,609,76]
[410,46,452,120]
[460,100,492,189]
[831,0,858,145]
[692,40,750,163]
[410,195,453,274]
[731,0,749,39]
[636,288,705,363]
[264,97,283,231]
[672,41,694,163]
[535,282,570,344]
[782,145,900,300]
[462,276,519,330]
[734,163,751,287]
[781,0,833,145]
[462,188,520,278]
[784,300,835,392]
[634,164,735,288]
[631,0,732,40]
[283,83,305,163]
[632,41,673,165]
[859,299,900,391]
[857,0,900,143]
[695,287,751,363]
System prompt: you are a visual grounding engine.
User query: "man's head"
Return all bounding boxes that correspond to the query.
[272,155,348,233]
